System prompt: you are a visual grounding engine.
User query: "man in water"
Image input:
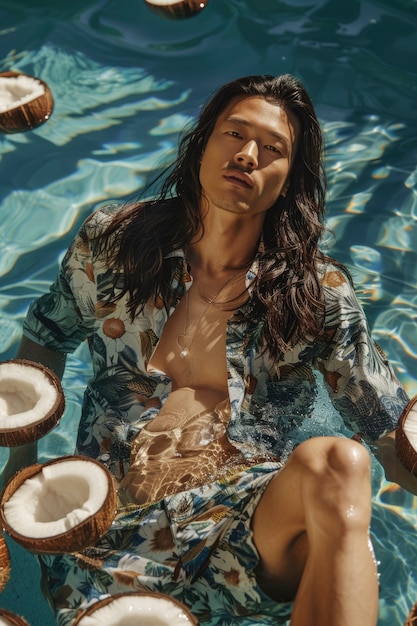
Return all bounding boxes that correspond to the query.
[4,74,415,625]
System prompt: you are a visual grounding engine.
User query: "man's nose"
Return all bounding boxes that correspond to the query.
[234,140,258,169]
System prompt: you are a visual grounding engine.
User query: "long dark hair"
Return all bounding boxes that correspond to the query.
[97,74,342,359]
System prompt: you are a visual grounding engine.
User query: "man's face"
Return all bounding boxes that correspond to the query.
[199,95,298,219]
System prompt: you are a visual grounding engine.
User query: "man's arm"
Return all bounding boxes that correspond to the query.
[1,337,67,487]
[373,430,417,496]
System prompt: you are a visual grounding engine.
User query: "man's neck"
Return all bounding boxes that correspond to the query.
[188,211,264,277]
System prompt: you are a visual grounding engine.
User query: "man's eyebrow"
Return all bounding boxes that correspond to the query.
[223,116,291,148]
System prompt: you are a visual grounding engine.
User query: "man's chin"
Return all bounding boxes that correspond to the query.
[212,198,252,215]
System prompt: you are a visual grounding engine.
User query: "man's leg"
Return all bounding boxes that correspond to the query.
[252,436,378,626]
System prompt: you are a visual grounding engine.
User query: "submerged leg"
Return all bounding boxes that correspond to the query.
[252,436,378,626]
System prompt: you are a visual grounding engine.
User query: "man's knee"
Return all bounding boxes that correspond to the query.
[292,437,372,532]
[292,436,370,482]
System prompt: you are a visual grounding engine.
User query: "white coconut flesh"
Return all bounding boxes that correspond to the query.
[2,459,110,539]
[0,75,45,113]
[402,402,417,449]
[76,595,196,625]
[0,362,58,430]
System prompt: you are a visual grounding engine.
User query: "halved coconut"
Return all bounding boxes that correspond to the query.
[144,0,209,19]
[0,359,65,447]
[0,71,54,133]
[0,531,11,593]
[0,609,29,626]
[0,456,116,554]
[73,591,198,625]
[395,395,417,476]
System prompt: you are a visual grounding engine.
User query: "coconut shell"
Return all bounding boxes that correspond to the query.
[0,610,29,626]
[73,591,199,625]
[0,359,65,447]
[0,456,117,554]
[0,71,54,133]
[405,601,417,625]
[144,0,209,19]
[0,530,11,593]
[395,396,417,476]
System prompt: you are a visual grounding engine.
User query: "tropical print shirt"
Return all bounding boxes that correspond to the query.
[23,204,409,480]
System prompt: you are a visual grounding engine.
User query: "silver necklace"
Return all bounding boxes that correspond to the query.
[176,275,238,359]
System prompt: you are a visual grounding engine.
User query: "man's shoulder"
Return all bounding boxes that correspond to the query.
[84,202,124,232]
[81,202,143,241]
[317,259,352,289]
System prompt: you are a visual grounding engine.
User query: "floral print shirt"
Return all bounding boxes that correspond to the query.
[23,205,409,480]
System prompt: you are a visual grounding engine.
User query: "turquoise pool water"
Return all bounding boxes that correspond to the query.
[0,0,416,623]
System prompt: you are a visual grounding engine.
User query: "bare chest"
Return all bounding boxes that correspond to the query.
[148,288,237,392]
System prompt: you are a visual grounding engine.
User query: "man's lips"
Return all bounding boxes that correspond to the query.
[223,169,254,188]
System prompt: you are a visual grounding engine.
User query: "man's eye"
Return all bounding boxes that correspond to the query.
[227,131,242,138]
[266,145,280,153]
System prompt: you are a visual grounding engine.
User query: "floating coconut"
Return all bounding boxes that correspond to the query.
[0,71,54,133]
[0,359,65,447]
[144,0,209,19]
[0,456,117,554]
[0,609,29,626]
[405,600,417,625]
[0,532,10,593]
[395,395,417,476]
[73,591,198,625]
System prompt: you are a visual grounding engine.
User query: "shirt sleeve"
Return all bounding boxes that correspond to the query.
[23,205,117,353]
[315,266,410,441]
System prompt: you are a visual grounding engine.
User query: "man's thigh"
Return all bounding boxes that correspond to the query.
[251,435,371,601]
[251,454,309,601]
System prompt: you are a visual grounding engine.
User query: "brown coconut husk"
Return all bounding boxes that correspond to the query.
[0,359,65,447]
[405,601,417,625]
[73,591,199,625]
[395,396,417,476]
[0,71,54,133]
[144,0,209,19]
[0,609,29,626]
[0,456,117,554]
[0,531,11,592]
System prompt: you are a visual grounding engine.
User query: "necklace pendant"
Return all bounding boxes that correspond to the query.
[176,333,191,358]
